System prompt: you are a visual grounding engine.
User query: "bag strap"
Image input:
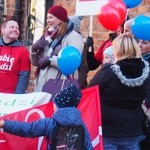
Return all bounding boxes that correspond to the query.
[55,71,75,80]
[55,71,61,80]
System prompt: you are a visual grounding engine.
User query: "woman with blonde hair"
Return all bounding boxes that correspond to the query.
[31,5,84,93]
[113,34,141,62]
[88,34,150,150]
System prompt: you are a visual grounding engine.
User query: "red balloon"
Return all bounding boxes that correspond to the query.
[98,4,121,31]
[108,0,127,24]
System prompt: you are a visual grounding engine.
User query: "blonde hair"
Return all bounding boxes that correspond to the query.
[57,22,68,37]
[124,19,133,29]
[112,34,141,62]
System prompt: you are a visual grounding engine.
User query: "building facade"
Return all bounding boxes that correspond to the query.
[2,0,150,92]
[3,0,150,48]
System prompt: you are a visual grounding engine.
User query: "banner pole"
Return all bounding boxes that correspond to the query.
[89,15,93,36]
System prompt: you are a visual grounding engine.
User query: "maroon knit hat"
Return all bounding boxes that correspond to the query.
[47,5,68,22]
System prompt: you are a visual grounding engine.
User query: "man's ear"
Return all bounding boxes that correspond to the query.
[1,26,5,34]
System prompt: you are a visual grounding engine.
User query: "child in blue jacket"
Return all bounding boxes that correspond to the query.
[0,84,93,150]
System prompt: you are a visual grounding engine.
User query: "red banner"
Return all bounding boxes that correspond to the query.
[79,85,103,150]
[0,86,103,150]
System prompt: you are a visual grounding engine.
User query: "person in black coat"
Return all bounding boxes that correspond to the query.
[138,39,150,150]
[88,34,150,150]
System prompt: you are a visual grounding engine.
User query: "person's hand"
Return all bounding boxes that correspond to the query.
[50,27,59,40]
[142,101,150,120]
[86,36,94,47]
[38,56,51,69]
[31,37,49,52]
[45,27,59,41]
[0,120,5,128]
[144,98,150,109]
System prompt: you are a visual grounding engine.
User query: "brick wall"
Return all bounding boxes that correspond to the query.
[5,0,150,50]
[5,0,150,92]
[5,0,27,41]
[52,0,150,50]
[6,0,15,15]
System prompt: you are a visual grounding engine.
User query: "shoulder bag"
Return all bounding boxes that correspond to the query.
[42,71,80,100]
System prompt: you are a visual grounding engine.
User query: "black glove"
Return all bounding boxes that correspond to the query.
[86,36,94,47]
[109,32,117,41]
[85,36,100,70]
[32,37,49,52]
[38,56,50,69]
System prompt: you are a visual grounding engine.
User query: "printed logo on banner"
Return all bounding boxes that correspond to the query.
[0,92,51,116]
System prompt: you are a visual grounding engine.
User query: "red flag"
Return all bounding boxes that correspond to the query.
[0,86,103,150]
[78,85,103,150]
[0,102,54,150]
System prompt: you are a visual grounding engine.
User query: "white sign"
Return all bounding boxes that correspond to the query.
[75,0,107,16]
[0,92,51,116]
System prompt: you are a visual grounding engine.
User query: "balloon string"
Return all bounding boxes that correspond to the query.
[125,9,129,21]
[61,76,66,90]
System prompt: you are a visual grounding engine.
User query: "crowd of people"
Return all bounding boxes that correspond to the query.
[0,3,150,150]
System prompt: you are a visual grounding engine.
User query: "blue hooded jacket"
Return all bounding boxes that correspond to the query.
[4,107,93,150]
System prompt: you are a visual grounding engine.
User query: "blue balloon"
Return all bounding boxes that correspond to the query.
[131,15,150,40]
[123,0,142,8]
[57,46,81,75]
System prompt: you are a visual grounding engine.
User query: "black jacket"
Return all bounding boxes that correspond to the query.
[88,58,150,138]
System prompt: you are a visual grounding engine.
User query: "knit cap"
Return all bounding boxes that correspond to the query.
[47,5,68,22]
[69,16,83,33]
[53,84,82,108]
[103,46,113,58]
